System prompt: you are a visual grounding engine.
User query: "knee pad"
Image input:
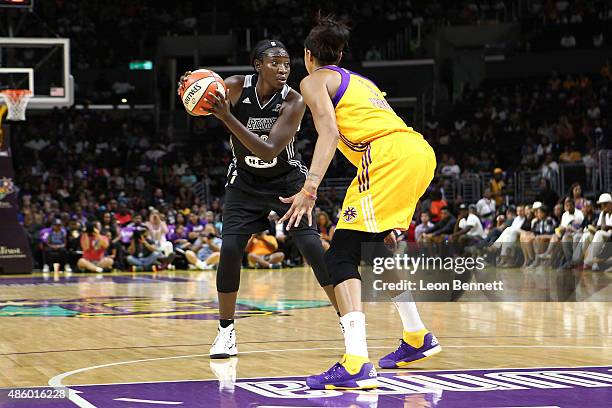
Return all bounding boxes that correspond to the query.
[312,264,333,287]
[291,232,331,287]
[324,229,390,286]
[216,234,249,293]
[324,244,361,286]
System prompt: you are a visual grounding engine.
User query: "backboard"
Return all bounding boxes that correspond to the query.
[0,37,73,110]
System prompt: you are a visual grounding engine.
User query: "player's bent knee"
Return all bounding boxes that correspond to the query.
[185,250,197,263]
[217,285,239,294]
[324,248,361,286]
[272,252,284,262]
[217,265,241,293]
[217,266,242,293]
[217,235,250,293]
[101,258,113,268]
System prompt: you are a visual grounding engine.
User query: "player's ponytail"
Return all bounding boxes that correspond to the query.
[304,13,350,66]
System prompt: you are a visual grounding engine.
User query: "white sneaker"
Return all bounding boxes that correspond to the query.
[210,323,237,359]
[42,264,50,273]
[64,265,73,273]
[196,260,214,270]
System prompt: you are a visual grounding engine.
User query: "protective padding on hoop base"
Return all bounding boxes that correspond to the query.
[0,89,32,121]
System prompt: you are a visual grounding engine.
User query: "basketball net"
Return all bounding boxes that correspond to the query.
[0,89,32,121]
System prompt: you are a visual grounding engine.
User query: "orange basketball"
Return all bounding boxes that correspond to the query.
[179,69,226,116]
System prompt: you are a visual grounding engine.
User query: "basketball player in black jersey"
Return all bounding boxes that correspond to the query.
[181,40,339,358]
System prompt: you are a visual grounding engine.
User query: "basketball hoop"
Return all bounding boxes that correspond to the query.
[0,89,32,121]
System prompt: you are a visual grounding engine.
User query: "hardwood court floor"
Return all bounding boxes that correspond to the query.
[0,268,610,405]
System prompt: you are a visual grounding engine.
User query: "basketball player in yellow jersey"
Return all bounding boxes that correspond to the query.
[279,16,441,390]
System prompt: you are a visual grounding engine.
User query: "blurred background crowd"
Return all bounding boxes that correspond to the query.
[4,0,612,272]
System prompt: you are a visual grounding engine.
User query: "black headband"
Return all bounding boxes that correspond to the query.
[251,40,289,66]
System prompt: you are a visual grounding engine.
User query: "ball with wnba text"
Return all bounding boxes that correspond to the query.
[179,69,226,116]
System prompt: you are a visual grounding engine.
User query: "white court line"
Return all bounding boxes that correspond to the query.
[48,346,611,408]
[114,397,182,405]
[50,362,612,388]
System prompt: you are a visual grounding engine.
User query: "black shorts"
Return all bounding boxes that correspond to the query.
[222,169,318,236]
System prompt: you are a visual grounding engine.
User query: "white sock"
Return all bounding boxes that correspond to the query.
[392,291,426,332]
[340,311,368,358]
[95,267,103,273]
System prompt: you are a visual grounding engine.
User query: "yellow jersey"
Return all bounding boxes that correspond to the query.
[320,65,421,166]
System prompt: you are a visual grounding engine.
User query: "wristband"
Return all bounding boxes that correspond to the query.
[301,188,317,200]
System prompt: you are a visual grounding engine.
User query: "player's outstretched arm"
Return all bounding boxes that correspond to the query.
[207,78,304,162]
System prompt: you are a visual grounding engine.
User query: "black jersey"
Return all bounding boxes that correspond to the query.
[227,74,307,185]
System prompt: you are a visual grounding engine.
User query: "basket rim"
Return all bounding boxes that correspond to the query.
[0,89,33,96]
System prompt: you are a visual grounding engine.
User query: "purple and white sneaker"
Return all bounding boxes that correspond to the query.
[378,332,442,368]
[306,361,378,390]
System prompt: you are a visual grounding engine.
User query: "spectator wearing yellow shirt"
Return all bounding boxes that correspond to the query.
[559,143,582,163]
[562,74,576,90]
[490,168,506,207]
[246,232,284,269]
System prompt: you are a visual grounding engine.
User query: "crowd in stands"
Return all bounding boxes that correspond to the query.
[25,200,341,273]
[18,96,608,274]
[521,0,612,51]
[27,174,612,274]
[12,61,611,273]
[428,65,611,184]
[14,97,611,273]
[409,185,612,272]
[16,63,610,209]
[15,122,612,275]
[13,106,343,272]
[528,0,612,23]
[5,1,611,273]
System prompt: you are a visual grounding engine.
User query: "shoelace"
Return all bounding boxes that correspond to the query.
[389,339,412,358]
[322,363,345,381]
[213,330,234,348]
[224,331,235,348]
